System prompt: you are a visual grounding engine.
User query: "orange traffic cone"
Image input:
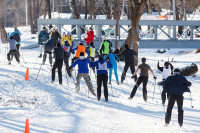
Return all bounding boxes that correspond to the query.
[25,68,29,80]
[24,118,30,133]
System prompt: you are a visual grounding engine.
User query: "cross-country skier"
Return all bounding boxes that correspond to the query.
[63,40,74,77]
[51,28,61,47]
[69,52,96,96]
[9,27,22,57]
[157,61,174,105]
[129,57,156,102]
[84,27,94,46]
[61,32,74,47]
[104,49,120,85]
[86,41,99,72]
[159,68,191,127]
[118,44,138,83]
[99,37,112,56]
[90,55,112,101]
[38,27,49,58]
[72,41,87,63]
[43,37,55,66]
[4,36,20,65]
[51,43,64,85]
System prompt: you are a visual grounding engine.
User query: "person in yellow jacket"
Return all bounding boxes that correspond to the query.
[61,32,74,47]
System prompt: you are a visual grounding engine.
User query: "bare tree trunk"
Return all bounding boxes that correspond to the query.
[120,0,148,66]
[0,0,7,43]
[70,0,80,34]
[153,0,161,15]
[88,0,96,19]
[85,0,88,19]
[46,0,52,29]
[28,0,35,34]
[103,0,112,19]
[114,0,120,49]
[178,0,184,35]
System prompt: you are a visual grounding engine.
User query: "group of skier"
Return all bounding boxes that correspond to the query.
[4,26,192,127]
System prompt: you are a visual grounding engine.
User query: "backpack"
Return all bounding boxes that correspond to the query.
[13,33,20,42]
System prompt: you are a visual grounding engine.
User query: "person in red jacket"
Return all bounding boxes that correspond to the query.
[84,27,94,46]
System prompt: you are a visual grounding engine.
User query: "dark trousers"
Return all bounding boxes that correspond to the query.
[165,94,184,126]
[43,51,52,65]
[130,76,148,101]
[16,44,20,57]
[97,74,108,100]
[7,50,20,62]
[52,59,63,84]
[64,56,72,77]
[121,63,136,82]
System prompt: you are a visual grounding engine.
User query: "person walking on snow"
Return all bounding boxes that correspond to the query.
[63,40,74,78]
[9,27,22,57]
[69,52,96,96]
[159,68,191,127]
[51,28,61,47]
[38,27,49,58]
[129,57,156,102]
[5,36,20,65]
[104,49,120,85]
[118,44,138,83]
[51,43,64,85]
[157,61,174,105]
[42,37,55,67]
[84,27,94,46]
[72,41,87,63]
[86,41,99,72]
[99,37,112,56]
[90,55,112,101]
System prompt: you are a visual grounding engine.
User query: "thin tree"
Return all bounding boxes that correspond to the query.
[120,0,148,65]
[103,0,112,19]
[114,0,121,49]
[0,0,6,43]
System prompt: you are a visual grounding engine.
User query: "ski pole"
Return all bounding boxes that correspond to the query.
[18,49,26,64]
[190,92,194,108]
[33,56,40,69]
[36,62,43,80]
[152,79,157,100]
[110,82,114,97]
[20,47,26,64]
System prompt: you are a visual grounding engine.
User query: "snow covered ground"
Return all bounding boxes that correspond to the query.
[0,27,200,133]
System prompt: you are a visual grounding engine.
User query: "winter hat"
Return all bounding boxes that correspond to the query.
[89,27,93,30]
[10,36,13,39]
[63,32,66,34]
[67,32,71,35]
[99,55,104,60]
[109,49,113,53]
[57,42,61,47]
[14,27,18,31]
[79,41,83,45]
[125,44,129,49]
[174,68,180,73]
[164,62,169,69]
[90,41,94,46]
[64,40,70,46]
[141,57,146,63]
[80,52,84,56]
[43,27,46,30]
[114,49,120,54]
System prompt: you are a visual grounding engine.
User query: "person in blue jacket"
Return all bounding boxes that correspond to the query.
[63,40,74,77]
[104,49,120,85]
[69,52,96,97]
[90,55,112,101]
[9,27,22,57]
[159,68,191,127]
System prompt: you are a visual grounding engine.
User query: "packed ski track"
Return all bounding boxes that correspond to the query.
[0,28,199,133]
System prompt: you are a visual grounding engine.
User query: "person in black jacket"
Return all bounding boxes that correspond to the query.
[51,42,64,85]
[43,37,55,66]
[63,40,74,77]
[51,28,61,47]
[118,44,137,83]
[159,68,191,127]
[157,61,174,105]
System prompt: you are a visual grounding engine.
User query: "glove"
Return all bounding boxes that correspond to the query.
[69,66,73,70]
[153,76,156,80]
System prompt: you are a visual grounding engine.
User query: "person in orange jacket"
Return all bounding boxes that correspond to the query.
[84,27,94,46]
[72,41,88,63]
